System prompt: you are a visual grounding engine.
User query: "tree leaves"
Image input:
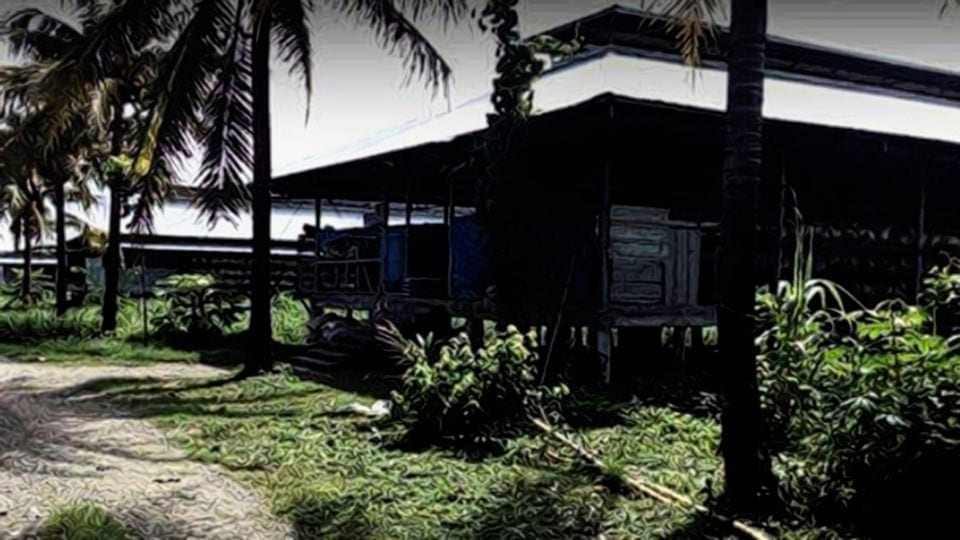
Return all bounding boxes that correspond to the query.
[337,0,454,92]
[661,0,722,68]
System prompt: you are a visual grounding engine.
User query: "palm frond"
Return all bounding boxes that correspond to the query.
[21,0,184,152]
[128,0,234,233]
[269,0,313,117]
[392,0,467,27]
[0,6,84,61]
[194,0,254,226]
[0,63,49,116]
[337,0,453,91]
[662,0,722,67]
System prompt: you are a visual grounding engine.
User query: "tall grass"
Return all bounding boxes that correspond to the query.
[757,228,960,535]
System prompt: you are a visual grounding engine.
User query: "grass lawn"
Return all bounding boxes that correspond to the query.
[73,364,831,539]
[0,338,201,366]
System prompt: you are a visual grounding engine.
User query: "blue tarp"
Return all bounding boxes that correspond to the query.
[315,217,492,298]
[450,215,491,299]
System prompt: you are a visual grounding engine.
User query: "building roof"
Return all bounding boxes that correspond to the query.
[273,6,960,178]
[545,4,960,107]
[271,91,960,204]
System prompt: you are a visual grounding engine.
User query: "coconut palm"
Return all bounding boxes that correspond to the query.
[0,164,45,304]
[0,1,155,318]
[0,108,99,309]
[2,0,462,365]
[120,0,465,374]
[666,0,771,505]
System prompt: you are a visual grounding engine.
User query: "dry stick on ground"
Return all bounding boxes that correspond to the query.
[530,415,772,540]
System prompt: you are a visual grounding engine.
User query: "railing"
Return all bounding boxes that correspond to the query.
[296,231,381,296]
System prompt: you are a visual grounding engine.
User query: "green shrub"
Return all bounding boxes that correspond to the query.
[0,269,55,308]
[0,306,100,342]
[755,229,854,452]
[150,274,245,341]
[38,503,134,540]
[757,235,960,531]
[919,257,960,335]
[272,292,309,344]
[390,325,568,445]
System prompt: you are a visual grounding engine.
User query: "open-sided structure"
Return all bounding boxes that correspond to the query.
[271,6,960,347]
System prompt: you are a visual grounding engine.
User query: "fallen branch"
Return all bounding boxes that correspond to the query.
[531,416,771,540]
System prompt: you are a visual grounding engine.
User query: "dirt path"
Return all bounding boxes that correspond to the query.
[0,361,292,539]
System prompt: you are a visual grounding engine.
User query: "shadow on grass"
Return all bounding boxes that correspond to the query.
[285,495,375,539]
[291,369,398,400]
[660,512,730,540]
[461,471,611,539]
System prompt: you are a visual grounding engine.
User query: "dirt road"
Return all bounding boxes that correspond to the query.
[0,361,291,539]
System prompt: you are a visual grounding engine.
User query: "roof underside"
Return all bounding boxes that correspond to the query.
[271,93,960,205]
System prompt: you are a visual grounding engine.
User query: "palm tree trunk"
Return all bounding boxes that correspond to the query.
[247,7,274,374]
[20,215,32,304]
[101,105,126,333]
[718,0,771,507]
[55,177,68,316]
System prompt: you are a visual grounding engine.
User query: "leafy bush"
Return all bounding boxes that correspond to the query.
[1,269,55,308]
[757,235,960,532]
[0,306,100,343]
[919,257,960,335]
[38,503,134,540]
[390,325,568,446]
[755,229,854,451]
[272,292,309,344]
[150,274,245,341]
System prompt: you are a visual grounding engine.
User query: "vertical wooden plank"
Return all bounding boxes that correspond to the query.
[447,174,455,299]
[916,175,927,301]
[599,161,613,384]
[594,326,612,385]
[314,198,322,257]
[775,153,787,286]
[687,228,702,305]
[378,198,389,291]
[404,183,412,282]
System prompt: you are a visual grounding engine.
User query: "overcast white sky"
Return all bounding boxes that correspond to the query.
[2,0,960,171]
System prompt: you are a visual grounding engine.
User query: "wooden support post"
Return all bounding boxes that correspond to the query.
[592,326,613,385]
[690,326,705,364]
[617,326,663,381]
[671,325,688,372]
[598,160,612,384]
[404,183,412,282]
[314,198,322,292]
[446,174,455,299]
[378,198,389,292]
[468,318,485,347]
[774,154,787,286]
[315,198,322,231]
[916,177,927,301]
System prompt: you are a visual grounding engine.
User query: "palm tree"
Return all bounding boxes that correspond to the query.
[0,146,46,305]
[124,0,464,374]
[0,108,99,309]
[717,0,769,506]
[667,0,770,505]
[0,1,148,319]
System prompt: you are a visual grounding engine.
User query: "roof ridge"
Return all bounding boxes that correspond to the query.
[535,5,960,107]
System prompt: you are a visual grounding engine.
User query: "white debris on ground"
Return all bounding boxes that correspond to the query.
[0,361,292,539]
